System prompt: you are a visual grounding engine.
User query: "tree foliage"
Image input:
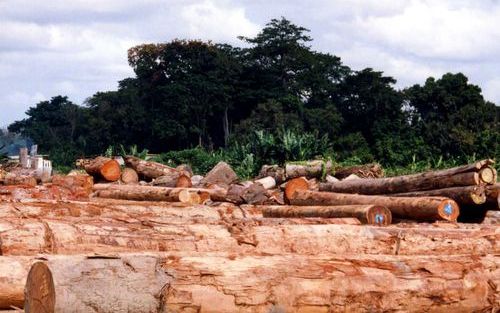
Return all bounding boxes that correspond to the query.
[8,18,498,169]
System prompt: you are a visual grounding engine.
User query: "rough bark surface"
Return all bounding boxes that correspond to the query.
[285,160,333,179]
[3,173,37,187]
[258,165,286,184]
[124,156,178,180]
[0,256,31,309]
[50,174,93,199]
[334,163,384,179]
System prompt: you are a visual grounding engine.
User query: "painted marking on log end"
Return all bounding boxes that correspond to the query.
[375,214,384,224]
[444,203,453,216]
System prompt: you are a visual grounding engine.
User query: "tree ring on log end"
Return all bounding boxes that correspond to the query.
[284,177,309,203]
[24,261,55,313]
[437,200,459,222]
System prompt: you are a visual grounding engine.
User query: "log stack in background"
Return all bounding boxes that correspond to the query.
[0,157,498,312]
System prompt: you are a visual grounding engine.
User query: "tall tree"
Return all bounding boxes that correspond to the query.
[405,73,499,160]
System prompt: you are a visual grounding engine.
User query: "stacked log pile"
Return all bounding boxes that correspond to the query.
[0,157,498,312]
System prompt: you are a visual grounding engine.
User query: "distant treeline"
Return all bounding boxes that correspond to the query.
[7,18,499,167]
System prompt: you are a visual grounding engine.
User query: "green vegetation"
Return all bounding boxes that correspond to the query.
[5,18,498,176]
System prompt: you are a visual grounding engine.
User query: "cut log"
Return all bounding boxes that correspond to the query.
[285,160,333,179]
[262,204,392,226]
[3,173,37,187]
[254,176,276,189]
[258,165,286,184]
[319,163,491,195]
[200,161,238,186]
[287,183,459,221]
[151,172,181,187]
[176,174,192,188]
[284,177,309,204]
[50,174,93,199]
[80,157,121,182]
[120,167,139,184]
[334,163,384,179]
[482,210,500,224]
[485,183,500,209]
[1,215,497,256]
[224,182,269,205]
[162,253,499,312]
[93,184,228,202]
[5,253,499,312]
[479,166,497,184]
[24,255,168,313]
[393,185,486,207]
[124,156,177,179]
[0,256,31,309]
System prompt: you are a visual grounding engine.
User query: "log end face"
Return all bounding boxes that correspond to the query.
[366,205,392,226]
[437,199,460,222]
[100,159,121,182]
[25,261,55,313]
[284,177,309,203]
[176,174,193,188]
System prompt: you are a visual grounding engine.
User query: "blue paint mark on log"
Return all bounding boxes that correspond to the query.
[444,203,453,215]
[375,214,384,224]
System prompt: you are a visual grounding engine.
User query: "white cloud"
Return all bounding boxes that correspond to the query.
[353,1,500,61]
[181,0,259,43]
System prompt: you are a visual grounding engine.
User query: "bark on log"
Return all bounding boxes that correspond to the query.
[485,183,499,209]
[93,184,228,203]
[287,185,459,221]
[334,163,384,179]
[258,165,286,184]
[124,156,178,179]
[319,159,495,195]
[285,160,333,179]
[120,167,139,184]
[80,157,121,182]
[393,185,486,207]
[0,216,497,256]
[262,204,392,225]
[152,173,192,188]
[24,255,168,313]
[200,161,238,187]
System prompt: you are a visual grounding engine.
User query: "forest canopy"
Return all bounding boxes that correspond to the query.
[7,18,499,170]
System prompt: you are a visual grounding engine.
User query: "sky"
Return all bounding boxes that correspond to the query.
[1,0,499,127]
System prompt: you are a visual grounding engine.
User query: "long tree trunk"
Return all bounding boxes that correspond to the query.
[319,159,495,195]
[262,204,392,225]
[124,156,179,180]
[20,253,500,313]
[285,160,333,179]
[0,216,497,256]
[93,184,228,203]
[286,185,459,221]
[393,185,486,206]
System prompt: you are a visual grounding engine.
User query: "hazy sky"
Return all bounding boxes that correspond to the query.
[1,0,499,126]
